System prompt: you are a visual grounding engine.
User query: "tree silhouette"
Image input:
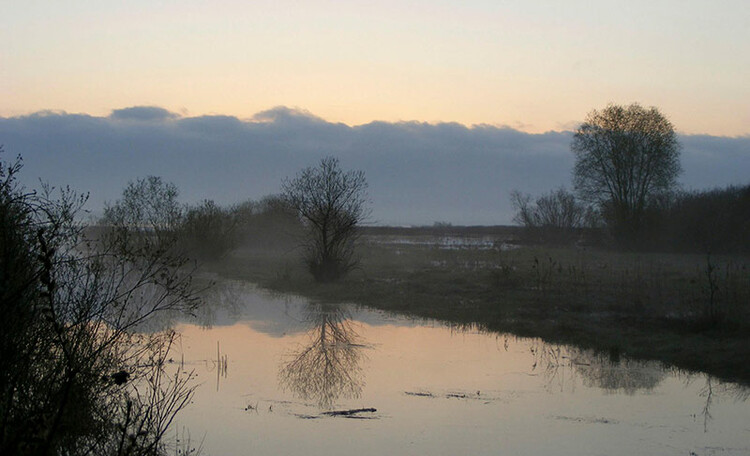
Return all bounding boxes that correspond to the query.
[572,103,681,243]
[282,157,369,282]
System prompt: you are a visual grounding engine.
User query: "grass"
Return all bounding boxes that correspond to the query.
[206,229,750,386]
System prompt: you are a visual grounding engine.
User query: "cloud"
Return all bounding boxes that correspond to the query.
[251,106,326,124]
[680,134,750,190]
[109,106,179,122]
[1,107,748,225]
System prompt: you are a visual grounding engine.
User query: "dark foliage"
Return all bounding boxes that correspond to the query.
[643,184,750,254]
[0,150,198,456]
[180,199,237,260]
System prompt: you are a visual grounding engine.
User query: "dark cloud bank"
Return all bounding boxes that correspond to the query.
[1,107,748,225]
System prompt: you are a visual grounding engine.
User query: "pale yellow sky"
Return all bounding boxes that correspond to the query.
[3,0,749,135]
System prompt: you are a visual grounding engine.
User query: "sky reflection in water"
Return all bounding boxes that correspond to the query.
[171,280,750,456]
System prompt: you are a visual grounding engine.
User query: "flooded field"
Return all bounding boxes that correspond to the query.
[363,234,511,250]
[171,280,750,456]
[359,226,525,252]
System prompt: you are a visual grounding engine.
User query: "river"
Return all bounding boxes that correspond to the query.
[169,279,749,455]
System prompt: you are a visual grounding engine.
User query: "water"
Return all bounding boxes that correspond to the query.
[171,280,750,455]
[364,234,517,250]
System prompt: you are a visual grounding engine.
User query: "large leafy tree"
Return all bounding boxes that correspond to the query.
[572,103,681,242]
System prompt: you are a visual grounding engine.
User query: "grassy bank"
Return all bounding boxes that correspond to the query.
[208,230,750,386]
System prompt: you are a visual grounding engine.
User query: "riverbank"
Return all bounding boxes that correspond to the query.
[207,231,750,386]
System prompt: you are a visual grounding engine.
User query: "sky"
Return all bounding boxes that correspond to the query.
[3,0,750,136]
[2,1,749,224]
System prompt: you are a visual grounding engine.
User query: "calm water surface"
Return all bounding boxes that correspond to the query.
[171,279,749,455]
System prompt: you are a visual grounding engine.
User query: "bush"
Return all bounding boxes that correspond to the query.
[181,199,237,260]
[510,187,596,244]
[1,152,198,456]
[230,195,302,250]
[648,184,750,253]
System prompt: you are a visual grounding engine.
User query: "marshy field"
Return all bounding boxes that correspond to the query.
[209,225,750,386]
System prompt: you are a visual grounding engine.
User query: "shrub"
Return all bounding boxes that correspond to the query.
[181,199,237,260]
[510,187,596,244]
[1,151,198,455]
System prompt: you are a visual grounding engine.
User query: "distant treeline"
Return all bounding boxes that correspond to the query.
[103,176,749,259]
[642,184,750,254]
[98,176,303,262]
[512,183,750,254]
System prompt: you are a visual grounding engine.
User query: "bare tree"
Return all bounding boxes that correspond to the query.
[572,103,681,243]
[282,157,369,282]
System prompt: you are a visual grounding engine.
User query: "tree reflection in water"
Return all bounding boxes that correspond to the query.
[693,375,750,432]
[573,352,667,394]
[528,341,667,394]
[279,303,367,409]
